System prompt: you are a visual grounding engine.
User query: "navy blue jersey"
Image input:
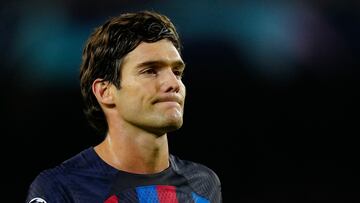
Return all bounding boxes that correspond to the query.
[26,147,222,203]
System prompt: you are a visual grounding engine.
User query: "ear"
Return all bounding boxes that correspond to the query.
[92,79,114,105]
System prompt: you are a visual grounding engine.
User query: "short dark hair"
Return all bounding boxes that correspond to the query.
[79,10,181,134]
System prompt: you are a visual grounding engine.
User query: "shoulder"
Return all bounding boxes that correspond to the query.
[170,154,221,185]
[170,154,222,200]
[26,147,99,202]
[31,147,96,179]
[26,166,71,203]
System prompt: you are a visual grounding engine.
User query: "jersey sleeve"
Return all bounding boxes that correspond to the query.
[201,165,222,202]
[25,170,71,203]
[169,154,223,202]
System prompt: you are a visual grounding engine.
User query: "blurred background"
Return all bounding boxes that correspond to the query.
[2,0,360,202]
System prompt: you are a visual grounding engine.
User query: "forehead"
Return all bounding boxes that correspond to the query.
[122,39,183,68]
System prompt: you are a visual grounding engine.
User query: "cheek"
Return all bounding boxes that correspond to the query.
[116,86,138,105]
[181,83,186,96]
[124,86,150,106]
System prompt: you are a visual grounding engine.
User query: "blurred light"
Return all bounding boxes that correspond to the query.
[12,3,89,85]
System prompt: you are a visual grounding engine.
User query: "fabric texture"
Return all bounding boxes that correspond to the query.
[26,147,222,203]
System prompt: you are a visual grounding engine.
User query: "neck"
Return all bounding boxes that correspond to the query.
[95,128,170,174]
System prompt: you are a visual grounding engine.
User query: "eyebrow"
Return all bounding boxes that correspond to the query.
[136,60,186,70]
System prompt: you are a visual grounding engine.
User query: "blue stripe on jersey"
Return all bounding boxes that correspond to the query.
[136,185,160,203]
[192,192,209,203]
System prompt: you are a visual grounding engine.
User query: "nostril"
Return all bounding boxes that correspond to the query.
[164,84,180,93]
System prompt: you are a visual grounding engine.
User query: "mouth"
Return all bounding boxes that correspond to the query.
[152,95,183,106]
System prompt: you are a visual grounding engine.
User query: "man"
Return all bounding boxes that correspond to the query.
[26,10,222,203]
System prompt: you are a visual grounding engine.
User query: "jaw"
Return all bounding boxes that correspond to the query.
[140,113,183,137]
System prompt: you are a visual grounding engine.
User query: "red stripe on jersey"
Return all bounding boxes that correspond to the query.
[104,195,118,203]
[156,185,179,203]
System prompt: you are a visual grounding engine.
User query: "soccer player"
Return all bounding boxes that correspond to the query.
[26,10,222,203]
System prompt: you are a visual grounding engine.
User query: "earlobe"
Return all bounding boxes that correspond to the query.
[92,79,114,105]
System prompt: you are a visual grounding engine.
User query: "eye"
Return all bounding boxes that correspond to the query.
[173,69,184,79]
[142,68,157,75]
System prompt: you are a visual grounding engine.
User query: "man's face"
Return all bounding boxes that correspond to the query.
[113,39,186,135]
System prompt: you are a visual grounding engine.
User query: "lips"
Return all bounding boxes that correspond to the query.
[153,95,183,106]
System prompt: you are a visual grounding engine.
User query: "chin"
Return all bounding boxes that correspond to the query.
[142,118,183,136]
[164,121,183,132]
[157,118,183,134]
[144,113,184,135]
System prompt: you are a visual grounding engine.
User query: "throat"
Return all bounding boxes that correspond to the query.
[95,133,170,174]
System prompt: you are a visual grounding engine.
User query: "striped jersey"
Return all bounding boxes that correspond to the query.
[26,147,222,203]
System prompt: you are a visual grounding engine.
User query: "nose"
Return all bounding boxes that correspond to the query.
[159,69,181,93]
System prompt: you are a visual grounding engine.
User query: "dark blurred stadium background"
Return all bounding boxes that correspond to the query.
[2,0,360,202]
